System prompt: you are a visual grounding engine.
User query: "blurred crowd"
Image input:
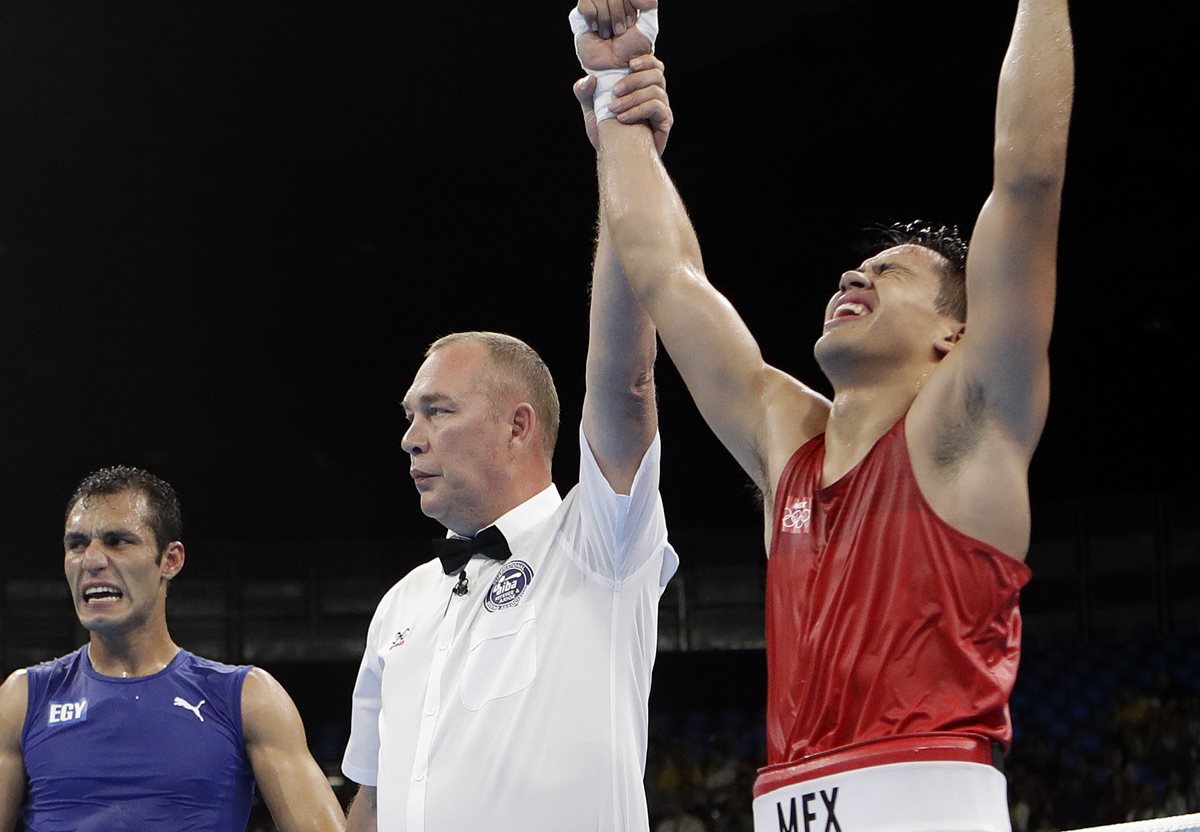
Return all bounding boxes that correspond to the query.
[242,632,1200,832]
[642,633,1200,832]
[1006,669,1200,829]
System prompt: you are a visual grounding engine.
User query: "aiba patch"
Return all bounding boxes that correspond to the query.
[484,561,533,612]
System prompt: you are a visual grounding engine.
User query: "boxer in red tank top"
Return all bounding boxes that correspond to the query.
[766,414,1030,765]
[575,0,1075,827]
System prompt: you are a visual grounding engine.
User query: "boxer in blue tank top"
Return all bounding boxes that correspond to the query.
[0,466,346,831]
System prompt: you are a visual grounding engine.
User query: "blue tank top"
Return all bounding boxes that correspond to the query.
[21,647,256,832]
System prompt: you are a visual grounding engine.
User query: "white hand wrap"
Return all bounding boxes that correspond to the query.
[569,7,659,122]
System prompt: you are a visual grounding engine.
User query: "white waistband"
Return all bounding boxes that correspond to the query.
[752,759,1010,832]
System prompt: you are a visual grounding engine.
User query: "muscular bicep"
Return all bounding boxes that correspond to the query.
[955,186,1059,447]
[908,184,1061,559]
[242,668,346,832]
[951,0,1071,449]
[0,672,28,832]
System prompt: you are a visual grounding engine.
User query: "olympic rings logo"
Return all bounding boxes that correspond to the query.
[781,499,811,533]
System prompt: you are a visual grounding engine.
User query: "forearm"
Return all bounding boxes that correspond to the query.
[994,0,1074,187]
[593,113,792,485]
[596,118,705,313]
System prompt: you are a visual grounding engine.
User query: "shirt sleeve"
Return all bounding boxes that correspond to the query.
[341,594,387,787]
[570,422,679,585]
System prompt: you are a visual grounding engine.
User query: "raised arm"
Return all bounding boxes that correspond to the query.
[0,672,28,832]
[905,0,1073,559]
[576,47,669,493]
[952,0,1074,445]
[572,10,664,492]
[241,668,347,832]
[575,14,829,497]
[582,210,659,493]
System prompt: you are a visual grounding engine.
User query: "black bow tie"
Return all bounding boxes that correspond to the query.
[432,525,512,575]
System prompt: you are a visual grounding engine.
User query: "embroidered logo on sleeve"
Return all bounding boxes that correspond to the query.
[484,561,534,612]
[389,628,411,650]
[173,697,206,722]
[47,699,88,726]
[780,498,812,534]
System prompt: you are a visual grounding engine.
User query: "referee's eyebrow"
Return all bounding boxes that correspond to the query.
[402,392,454,415]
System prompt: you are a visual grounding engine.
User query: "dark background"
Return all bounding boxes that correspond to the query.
[0,1,1190,569]
[1,4,1196,827]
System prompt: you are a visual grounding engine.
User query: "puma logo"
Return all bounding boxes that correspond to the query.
[173,696,206,722]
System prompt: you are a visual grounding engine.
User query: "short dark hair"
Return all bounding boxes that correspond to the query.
[872,219,968,322]
[66,466,183,554]
[427,331,561,460]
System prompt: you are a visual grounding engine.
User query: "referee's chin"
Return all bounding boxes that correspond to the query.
[416,487,459,534]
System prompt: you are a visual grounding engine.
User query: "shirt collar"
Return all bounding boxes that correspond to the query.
[443,483,561,547]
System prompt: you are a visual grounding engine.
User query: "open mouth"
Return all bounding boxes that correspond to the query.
[833,301,870,319]
[83,586,124,605]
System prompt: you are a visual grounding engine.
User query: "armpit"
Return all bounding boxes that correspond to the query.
[933,379,987,469]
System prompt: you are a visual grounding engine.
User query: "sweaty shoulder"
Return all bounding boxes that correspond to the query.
[240,666,284,733]
[240,666,278,704]
[240,666,302,720]
[761,368,830,504]
[0,670,29,743]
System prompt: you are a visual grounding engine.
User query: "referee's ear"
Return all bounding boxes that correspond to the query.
[508,403,539,453]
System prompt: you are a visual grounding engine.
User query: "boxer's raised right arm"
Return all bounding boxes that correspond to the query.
[591,64,829,497]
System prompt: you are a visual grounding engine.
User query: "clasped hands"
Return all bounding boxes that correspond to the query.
[571,0,671,155]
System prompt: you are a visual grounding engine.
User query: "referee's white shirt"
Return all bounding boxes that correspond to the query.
[343,425,679,832]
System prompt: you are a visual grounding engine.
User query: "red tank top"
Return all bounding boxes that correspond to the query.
[766,414,1031,765]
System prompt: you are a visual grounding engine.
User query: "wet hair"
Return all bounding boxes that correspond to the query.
[66,465,183,556]
[426,331,561,460]
[872,219,968,322]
